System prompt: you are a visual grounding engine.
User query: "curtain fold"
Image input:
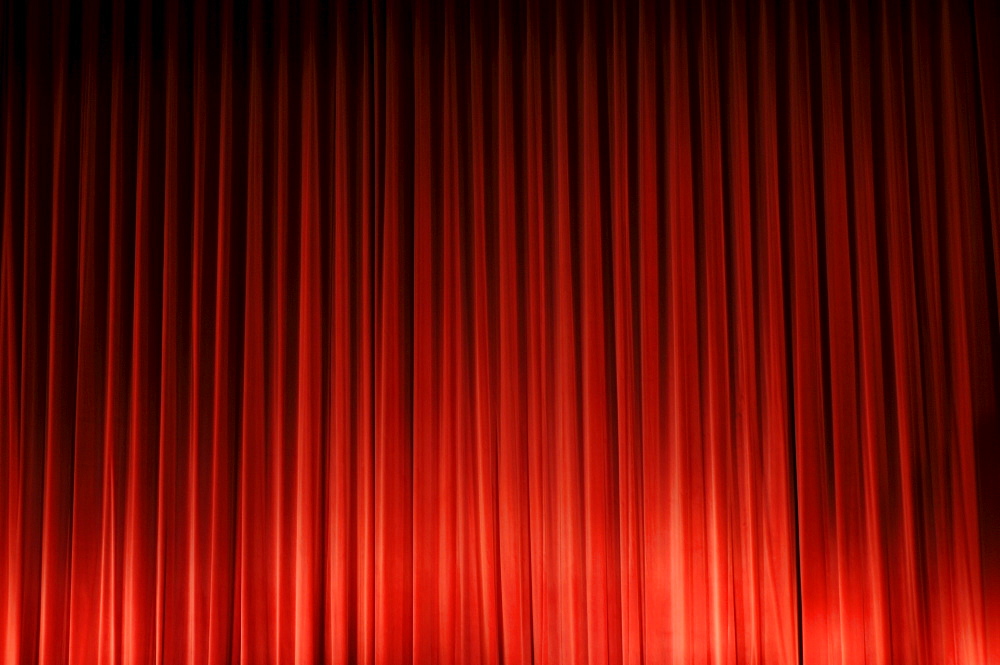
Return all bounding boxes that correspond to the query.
[2,0,999,663]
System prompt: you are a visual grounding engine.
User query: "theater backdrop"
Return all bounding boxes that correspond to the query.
[2,0,999,662]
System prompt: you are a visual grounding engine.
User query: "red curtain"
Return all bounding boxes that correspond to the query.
[3,0,1000,663]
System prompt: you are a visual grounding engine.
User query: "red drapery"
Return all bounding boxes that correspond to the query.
[3,0,1000,663]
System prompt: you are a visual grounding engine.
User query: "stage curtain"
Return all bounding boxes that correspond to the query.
[3,0,1000,663]
[1,0,373,662]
